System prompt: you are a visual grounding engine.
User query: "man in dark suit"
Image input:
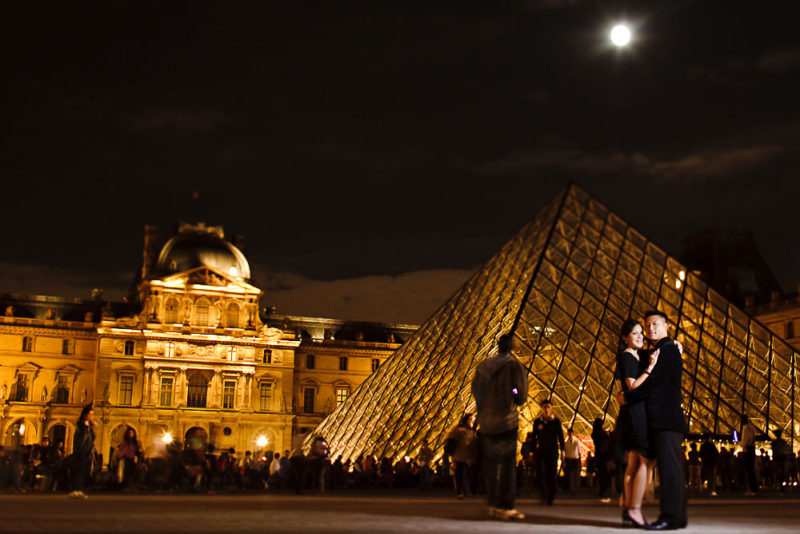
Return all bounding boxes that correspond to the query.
[619,310,687,530]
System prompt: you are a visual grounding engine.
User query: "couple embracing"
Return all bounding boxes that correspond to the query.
[616,310,688,531]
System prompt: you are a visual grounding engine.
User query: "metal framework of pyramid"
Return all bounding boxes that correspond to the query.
[307,184,798,460]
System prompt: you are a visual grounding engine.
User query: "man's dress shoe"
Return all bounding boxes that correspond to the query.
[645,519,680,531]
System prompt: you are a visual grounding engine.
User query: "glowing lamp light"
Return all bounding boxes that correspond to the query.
[679,270,686,281]
[610,24,632,47]
[19,424,26,436]
[675,280,682,289]
[162,432,173,444]
[256,436,268,448]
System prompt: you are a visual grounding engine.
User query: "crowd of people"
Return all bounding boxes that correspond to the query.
[0,420,797,499]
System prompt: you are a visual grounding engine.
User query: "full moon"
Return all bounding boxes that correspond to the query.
[610,24,632,47]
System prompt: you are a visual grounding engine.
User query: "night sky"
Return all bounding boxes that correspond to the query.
[2,1,799,323]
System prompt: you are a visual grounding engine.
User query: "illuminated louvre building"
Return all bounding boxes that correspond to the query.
[308,184,799,461]
[0,223,414,457]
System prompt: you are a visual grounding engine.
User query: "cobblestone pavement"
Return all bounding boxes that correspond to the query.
[0,492,798,533]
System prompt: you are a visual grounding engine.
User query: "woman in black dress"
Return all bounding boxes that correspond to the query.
[616,319,659,528]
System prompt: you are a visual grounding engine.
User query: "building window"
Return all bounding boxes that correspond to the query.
[335,387,349,407]
[159,377,173,406]
[124,340,135,355]
[165,342,175,358]
[226,303,239,328]
[195,301,209,326]
[259,382,272,411]
[165,298,179,324]
[22,336,33,352]
[371,358,380,372]
[787,321,795,339]
[55,375,70,404]
[263,349,272,364]
[118,376,133,406]
[187,374,208,408]
[306,354,315,369]
[339,357,348,371]
[223,380,236,409]
[62,339,73,355]
[303,387,315,413]
[227,346,237,361]
[13,374,30,402]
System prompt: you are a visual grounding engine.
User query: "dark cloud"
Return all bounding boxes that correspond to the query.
[477,144,785,182]
[254,267,473,324]
[756,47,800,72]
[0,261,128,302]
[120,107,230,136]
[648,145,785,181]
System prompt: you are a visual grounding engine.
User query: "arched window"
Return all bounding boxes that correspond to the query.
[226,303,239,328]
[165,298,179,324]
[195,300,209,326]
[50,424,67,448]
[187,374,208,408]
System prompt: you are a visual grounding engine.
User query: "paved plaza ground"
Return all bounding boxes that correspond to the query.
[0,491,797,533]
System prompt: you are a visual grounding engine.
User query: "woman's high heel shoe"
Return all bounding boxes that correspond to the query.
[622,509,633,527]
[626,508,648,529]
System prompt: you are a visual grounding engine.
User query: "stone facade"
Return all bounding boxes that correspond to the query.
[0,224,416,462]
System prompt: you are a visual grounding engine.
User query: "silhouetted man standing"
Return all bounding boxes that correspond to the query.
[532,399,565,505]
[620,310,687,530]
[472,333,528,521]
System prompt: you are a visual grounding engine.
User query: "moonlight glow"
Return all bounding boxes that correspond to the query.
[610,24,632,47]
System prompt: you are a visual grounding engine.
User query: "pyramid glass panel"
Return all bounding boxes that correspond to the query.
[306,184,799,460]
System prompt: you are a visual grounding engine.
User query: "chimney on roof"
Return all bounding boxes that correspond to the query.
[141,225,158,280]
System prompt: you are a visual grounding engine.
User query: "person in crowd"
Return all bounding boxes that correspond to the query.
[268,452,282,489]
[417,439,434,491]
[289,448,306,494]
[118,427,143,490]
[378,456,395,488]
[307,437,330,494]
[591,418,611,500]
[532,399,565,506]
[564,429,582,496]
[741,415,758,495]
[717,446,732,492]
[520,431,536,494]
[771,429,791,493]
[445,413,478,499]
[69,404,95,499]
[471,333,528,521]
[687,443,701,491]
[279,449,291,487]
[619,310,688,531]
[699,435,719,496]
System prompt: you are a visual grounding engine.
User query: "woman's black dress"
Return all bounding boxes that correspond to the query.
[615,350,652,458]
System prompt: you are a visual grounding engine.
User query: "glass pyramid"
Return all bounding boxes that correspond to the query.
[308,184,798,460]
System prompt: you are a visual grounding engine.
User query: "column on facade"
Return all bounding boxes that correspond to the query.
[212,369,222,408]
[142,367,153,406]
[244,373,252,409]
[177,367,187,407]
